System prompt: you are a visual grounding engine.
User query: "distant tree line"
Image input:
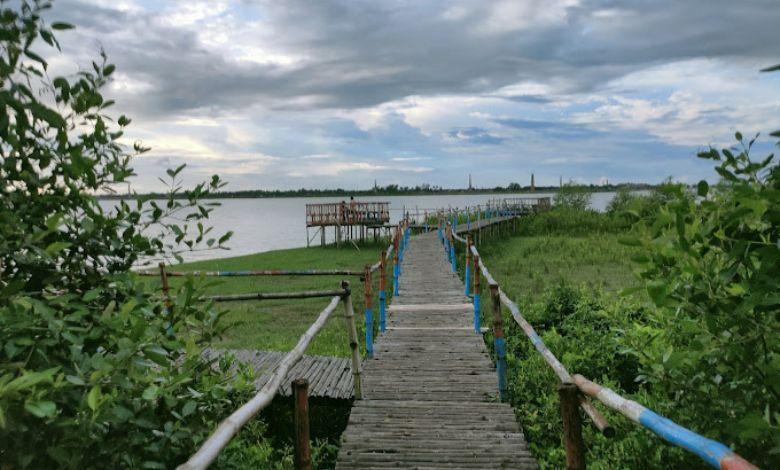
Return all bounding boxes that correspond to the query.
[100,182,660,199]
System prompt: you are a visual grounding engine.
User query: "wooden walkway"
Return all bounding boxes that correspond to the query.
[336,231,537,469]
[205,349,353,400]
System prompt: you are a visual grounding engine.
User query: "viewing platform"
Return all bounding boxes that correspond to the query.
[306,201,391,246]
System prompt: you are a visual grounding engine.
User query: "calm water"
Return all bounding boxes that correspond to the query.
[104,192,618,263]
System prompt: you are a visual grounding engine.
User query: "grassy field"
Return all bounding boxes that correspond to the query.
[167,239,390,357]
[471,232,641,303]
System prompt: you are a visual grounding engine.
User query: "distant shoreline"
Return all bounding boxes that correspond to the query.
[98,183,658,200]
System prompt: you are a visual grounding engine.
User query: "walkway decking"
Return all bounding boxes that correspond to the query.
[204,349,353,400]
[336,231,537,469]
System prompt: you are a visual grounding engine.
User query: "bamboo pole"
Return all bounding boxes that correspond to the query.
[342,281,362,400]
[206,288,348,302]
[293,379,312,470]
[177,296,342,470]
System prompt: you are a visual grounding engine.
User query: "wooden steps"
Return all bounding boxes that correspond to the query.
[335,231,537,469]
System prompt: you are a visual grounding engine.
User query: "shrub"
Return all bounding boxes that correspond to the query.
[621,133,779,465]
[0,2,256,468]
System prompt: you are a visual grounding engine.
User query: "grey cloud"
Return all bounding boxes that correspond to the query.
[54,0,780,118]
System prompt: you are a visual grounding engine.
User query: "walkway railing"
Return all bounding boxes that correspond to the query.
[177,282,360,470]
[447,214,757,469]
[149,219,413,469]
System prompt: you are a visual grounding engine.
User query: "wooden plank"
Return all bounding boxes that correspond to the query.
[336,231,537,469]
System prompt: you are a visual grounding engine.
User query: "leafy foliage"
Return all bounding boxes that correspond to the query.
[553,184,593,211]
[621,133,779,464]
[0,2,258,468]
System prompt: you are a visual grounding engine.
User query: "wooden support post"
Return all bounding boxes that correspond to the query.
[293,378,312,470]
[364,265,374,358]
[559,382,586,470]
[473,254,481,334]
[393,229,400,296]
[449,224,456,273]
[489,284,508,401]
[464,235,472,296]
[341,281,362,399]
[379,251,387,333]
[158,262,172,313]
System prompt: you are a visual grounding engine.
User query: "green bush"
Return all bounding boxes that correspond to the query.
[554,184,593,211]
[621,133,779,465]
[518,208,619,236]
[0,2,263,468]
[505,285,695,469]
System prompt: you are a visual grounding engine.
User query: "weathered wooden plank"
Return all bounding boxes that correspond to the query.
[336,231,537,469]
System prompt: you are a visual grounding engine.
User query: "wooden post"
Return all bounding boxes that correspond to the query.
[477,206,482,244]
[393,229,400,296]
[158,262,172,312]
[379,251,387,333]
[293,378,312,470]
[473,254,481,334]
[489,283,508,401]
[559,382,586,470]
[364,265,373,358]
[464,235,472,296]
[341,281,362,399]
[449,224,456,273]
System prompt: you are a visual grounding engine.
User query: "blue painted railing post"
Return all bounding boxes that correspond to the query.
[364,265,374,358]
[489,284,508,401]
[464,235,472,296]
[379,251,387,333]
[393,228,400,296]
[473,254,481,333]
[449,231,456,273]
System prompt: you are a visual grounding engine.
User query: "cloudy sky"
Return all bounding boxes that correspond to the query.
[47,0,780,191]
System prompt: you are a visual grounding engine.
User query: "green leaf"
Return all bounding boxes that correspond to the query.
[142,385,159,401]
[87,386,101,411]
[25,401,57,418]
[182,400,197,417]
[51,22,75,30]
[760,63,780,72]
[696,180,709,197]
[45,241,71,255]
[646,280,669,306]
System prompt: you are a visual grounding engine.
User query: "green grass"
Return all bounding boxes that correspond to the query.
[170,240,389,357]
[470,232,642,303]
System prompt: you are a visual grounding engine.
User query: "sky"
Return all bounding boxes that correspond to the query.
[45,0,780,191]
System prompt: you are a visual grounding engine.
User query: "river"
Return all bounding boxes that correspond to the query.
[103,192,619,263]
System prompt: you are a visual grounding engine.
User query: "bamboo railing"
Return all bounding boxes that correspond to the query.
[177,281,363,470]
[447,211,757,469]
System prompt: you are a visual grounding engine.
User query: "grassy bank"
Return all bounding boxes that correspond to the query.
[169,239,390,357]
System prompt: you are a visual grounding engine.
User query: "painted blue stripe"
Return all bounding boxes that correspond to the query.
[450,245,457,272]
[379,291,386,332]
[393,265,399,295]
[638,409,732,468]
[495,337,507,401]
[464,264,471,296]
[473,294,481,333]
[365,308,374,358]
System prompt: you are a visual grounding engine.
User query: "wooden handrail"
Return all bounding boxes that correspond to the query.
[177,295,344,470]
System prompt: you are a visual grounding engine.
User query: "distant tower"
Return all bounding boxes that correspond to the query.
[468,174,473,190]
[559,175,563,188]
[530,173,535,192]
[374,178,378,190]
